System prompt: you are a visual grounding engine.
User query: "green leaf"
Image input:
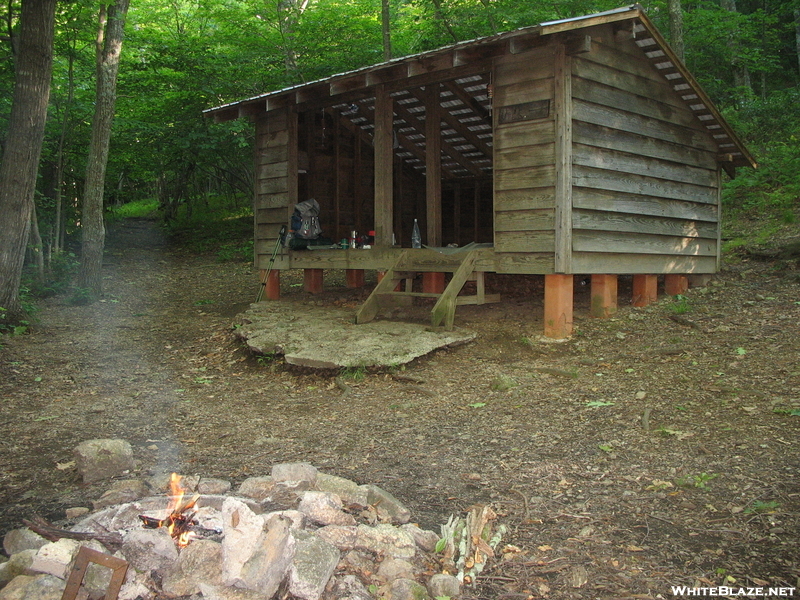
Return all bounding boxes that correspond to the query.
[585,400,614,408]
[468,402,487,408]
[736,347,747,355]
[435,537,447,553]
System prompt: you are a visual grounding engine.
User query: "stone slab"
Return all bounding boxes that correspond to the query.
[235,302,476,368]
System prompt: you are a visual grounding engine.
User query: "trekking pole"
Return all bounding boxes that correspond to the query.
[255,225,287,303]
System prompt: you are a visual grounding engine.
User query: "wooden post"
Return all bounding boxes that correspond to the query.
[632,274,657,307]
[346,269,365,288]
[425,83,442,247]
[262,270,280,300]
[664,274,689,296]
[544,274,573,339]
[304,268,323,294]
[553,43,574,274]
[590,274,617,318]
[422,272,445,294]
[374,84,394,247]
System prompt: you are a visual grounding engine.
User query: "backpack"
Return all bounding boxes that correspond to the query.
[291,199,322,240]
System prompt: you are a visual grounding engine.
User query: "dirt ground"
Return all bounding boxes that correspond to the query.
[1,218,798,599]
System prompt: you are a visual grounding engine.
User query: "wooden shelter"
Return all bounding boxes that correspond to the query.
[205,4,755,338]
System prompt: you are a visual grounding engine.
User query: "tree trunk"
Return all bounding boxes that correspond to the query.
[0,0,56,323]
[78,0,130,299]
[381,0,391,61]
[668,0,684,62]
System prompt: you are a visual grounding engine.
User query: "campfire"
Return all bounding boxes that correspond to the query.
[138,473,200,547]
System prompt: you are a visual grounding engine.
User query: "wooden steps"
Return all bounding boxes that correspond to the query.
[355,249,500,330]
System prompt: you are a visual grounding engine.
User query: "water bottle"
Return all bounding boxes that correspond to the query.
[411,219,422,248]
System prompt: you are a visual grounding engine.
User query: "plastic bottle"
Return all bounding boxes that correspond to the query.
[411,219,422,248]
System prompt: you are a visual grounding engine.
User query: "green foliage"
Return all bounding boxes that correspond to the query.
[744,500,780,514]
[339,366,366,381]
[107,199,160,221]
[676,472,718,490]
[667,294,691,315]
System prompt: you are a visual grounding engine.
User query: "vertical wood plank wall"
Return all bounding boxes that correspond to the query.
[492,45,558,274]
[569,29,721,274]
[254,108,293,269]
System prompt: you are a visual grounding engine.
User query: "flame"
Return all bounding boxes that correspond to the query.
[166,473,196,548]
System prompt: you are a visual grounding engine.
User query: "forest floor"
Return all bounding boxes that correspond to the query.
[1,217,799,599]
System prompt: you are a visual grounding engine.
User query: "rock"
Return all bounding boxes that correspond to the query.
[117,568,151,600]
[361,484,411,524]
[329,574,375,600]
[121,528,179,576]
[0,574,65,600]
[288,530,340,600]
[199,477,232,495]
[80,541,115,597]
[92,479,150,510]
[400,524,439,552]
[0,550,36,586]
[238,513,296,596]
[221,497,267,587]
[316,473,369,506]
[3,529,48,556]
[388,577,431,600]
[377,557,415,582]
[30,538,81,579]
[298,491,357,526]
[162,539,224,596]
[268,509,306,529]
[198,582,266,600]
[427,573,460,598]
[74,439,135,483]
[237,476,275,501]
[272,462,318,487]
[65,507,90,519]
[316,525,358,551]
[356,524,416,559]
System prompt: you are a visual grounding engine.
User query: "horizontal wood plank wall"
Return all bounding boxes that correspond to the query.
[570,32,721,274]
[493,45,557,274]
[254,108,294,269]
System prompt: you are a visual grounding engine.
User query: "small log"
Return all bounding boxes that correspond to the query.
[23,516,123,550]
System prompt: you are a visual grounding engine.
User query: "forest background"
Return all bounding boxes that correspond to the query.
[0,0,799,322]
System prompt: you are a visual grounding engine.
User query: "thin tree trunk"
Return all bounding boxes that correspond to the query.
[78,0,130,298]
[0,0,56,322]
[668,0,684,62]
[54,42,76,255]
[29,204,44,284]
[381,0,391,61]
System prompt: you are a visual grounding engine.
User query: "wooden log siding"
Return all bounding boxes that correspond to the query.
[569,34,721,273]
[492,45,557,265]
[254,109,294,266]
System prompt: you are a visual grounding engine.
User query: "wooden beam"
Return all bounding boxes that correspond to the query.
[590,274,617,318]
[632,274,657,307]
[443,79,490,122]
[287,108,299,222]
[374,84,394,247]
[425,83,442,247]
[304,268,324,293]
[553,43,573,273]
[664,274,688,296]
[544,274,573,338]
[397,89,483,176]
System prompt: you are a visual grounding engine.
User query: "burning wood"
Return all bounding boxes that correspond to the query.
[138,473,201,547]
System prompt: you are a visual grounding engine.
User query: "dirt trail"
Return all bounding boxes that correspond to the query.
[1,218,799,598]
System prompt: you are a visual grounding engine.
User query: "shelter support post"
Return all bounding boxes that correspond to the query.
[423,272,446,294]
[260,270,281,301]
[590,274,618,318]
[346,269,365,288]
[304,269,323,294]
[544,274,573,339]
[632,274,658,307]
[664,274,689,296]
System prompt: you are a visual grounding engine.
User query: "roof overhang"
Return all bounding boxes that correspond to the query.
[204,4,756,171]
